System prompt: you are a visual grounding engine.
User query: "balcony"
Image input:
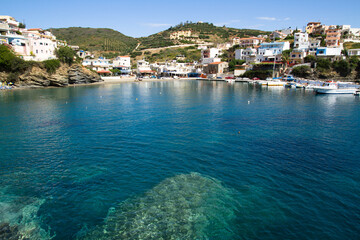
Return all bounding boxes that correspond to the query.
[0,23,9,31]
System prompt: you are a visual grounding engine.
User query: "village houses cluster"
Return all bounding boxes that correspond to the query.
[2,15,360,78]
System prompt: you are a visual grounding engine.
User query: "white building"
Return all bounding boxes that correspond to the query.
[112,56,131,75]
[113,56,131,67]
[309,40,321,52]
[137,60,154,75]
[294,32,309,49]
[201,48,221,64]
[348,49,360,57]
[82,57,113,73]
[316,47,342,59]
[256,42,290,62]
[235,48,257,63]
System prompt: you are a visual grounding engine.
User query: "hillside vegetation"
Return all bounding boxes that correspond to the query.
[49,22,270,56]
[138,22,271,49]
[49,27,138,53]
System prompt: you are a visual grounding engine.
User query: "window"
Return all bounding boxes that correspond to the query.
[36,50,38,54]
[40,42,43,45]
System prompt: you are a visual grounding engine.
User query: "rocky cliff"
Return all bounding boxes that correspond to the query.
[13,64,102,88]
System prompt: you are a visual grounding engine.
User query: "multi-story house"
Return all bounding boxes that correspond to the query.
[348,49,360,57]
[326,27,341,47]
[24,28,58,61]
[256,42,290,62]
[270,31,288,40]
[235,48,257,63]
[112,56,131,75]
[201,48,222,64]
[169,30,192,40]
[290,49,308,64]
[232,37,264,48]
[203,62,229,75]
[294,32,309,49]
[136,60,154,76]
[316,47,342,61]
[82,57,113,74]
[306,22,322,34]
[309,40,321,52]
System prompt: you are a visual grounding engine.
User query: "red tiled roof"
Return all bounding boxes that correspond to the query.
[97,70,111,74]
[139,70,154,73]
[209,62,224,65]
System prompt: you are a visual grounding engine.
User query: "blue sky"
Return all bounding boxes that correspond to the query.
[2,0,360,37]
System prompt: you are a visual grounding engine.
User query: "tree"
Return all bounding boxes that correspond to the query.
[291,66,311,78]
[333,60,351,77]
[281,50,291,66]
[304,55,316,63]
[356,61,360,79]
[55,46,76,65]
[228,59,245,72]
[316,58,331,70]
[18,23,26,28]
[349,56,359,69]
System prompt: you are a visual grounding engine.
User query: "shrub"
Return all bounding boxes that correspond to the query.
[43,59,61,74]
[333,60,351,77]
[291,66,311,78]
[55,46,75,65]
[304,55,316,63]
[242,70,272,79]
[316,59,331,70]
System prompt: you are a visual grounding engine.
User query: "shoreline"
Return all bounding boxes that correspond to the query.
[1,77,197,91]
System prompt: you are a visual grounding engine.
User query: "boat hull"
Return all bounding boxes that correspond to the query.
[314,88,357,94]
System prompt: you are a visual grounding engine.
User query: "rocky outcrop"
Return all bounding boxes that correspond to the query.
[13,64,102,88]
[68,65,101,84]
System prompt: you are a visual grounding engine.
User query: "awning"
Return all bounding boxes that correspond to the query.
[97,70,111,74]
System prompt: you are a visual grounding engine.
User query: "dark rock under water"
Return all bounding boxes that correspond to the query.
[80,173,238,240]
[0,223,23,240]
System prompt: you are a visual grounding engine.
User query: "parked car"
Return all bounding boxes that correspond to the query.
[225,76,235,79]
[252,77,260,80]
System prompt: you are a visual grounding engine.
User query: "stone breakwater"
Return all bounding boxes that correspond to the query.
[13,64,102,88]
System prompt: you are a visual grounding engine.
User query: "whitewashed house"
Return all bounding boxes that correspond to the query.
[82,57,113,74]
[201,48,222,64]
[348,49,360,57]
[256,42,290,62]
[235,48,257,63]
[294,32,309,49]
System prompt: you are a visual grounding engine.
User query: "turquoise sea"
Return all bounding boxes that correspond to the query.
[0,80,359,239]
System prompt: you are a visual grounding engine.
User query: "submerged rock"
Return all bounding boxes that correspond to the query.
[0,223,23,240]
[81,173,238,240]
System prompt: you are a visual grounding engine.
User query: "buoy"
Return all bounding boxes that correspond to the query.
[100,96,103,98]
[65,101,68,104]
[136,98,138,101]
[248,101,250,104]
[238,131,241,134]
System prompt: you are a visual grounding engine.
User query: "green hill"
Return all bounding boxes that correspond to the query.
[49,27,138,54]
[49,23,270,56]
[137,22,271,49]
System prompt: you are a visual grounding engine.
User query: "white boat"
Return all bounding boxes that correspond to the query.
[226,79,235,83]
[255,80,268,86]
[295,83,305,88]
[313,82,358,94]
[267,80,285,86]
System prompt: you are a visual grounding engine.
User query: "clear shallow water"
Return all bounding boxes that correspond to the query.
[0,81,359,239]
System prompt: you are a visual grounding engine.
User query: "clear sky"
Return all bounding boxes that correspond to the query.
[2,0,360,37]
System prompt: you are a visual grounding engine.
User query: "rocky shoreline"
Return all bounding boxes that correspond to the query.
[1,64,103,89]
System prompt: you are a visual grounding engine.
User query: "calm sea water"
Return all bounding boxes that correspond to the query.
[0,80,359,239]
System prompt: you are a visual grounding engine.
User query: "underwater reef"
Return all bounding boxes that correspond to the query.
[80,172,239,240]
